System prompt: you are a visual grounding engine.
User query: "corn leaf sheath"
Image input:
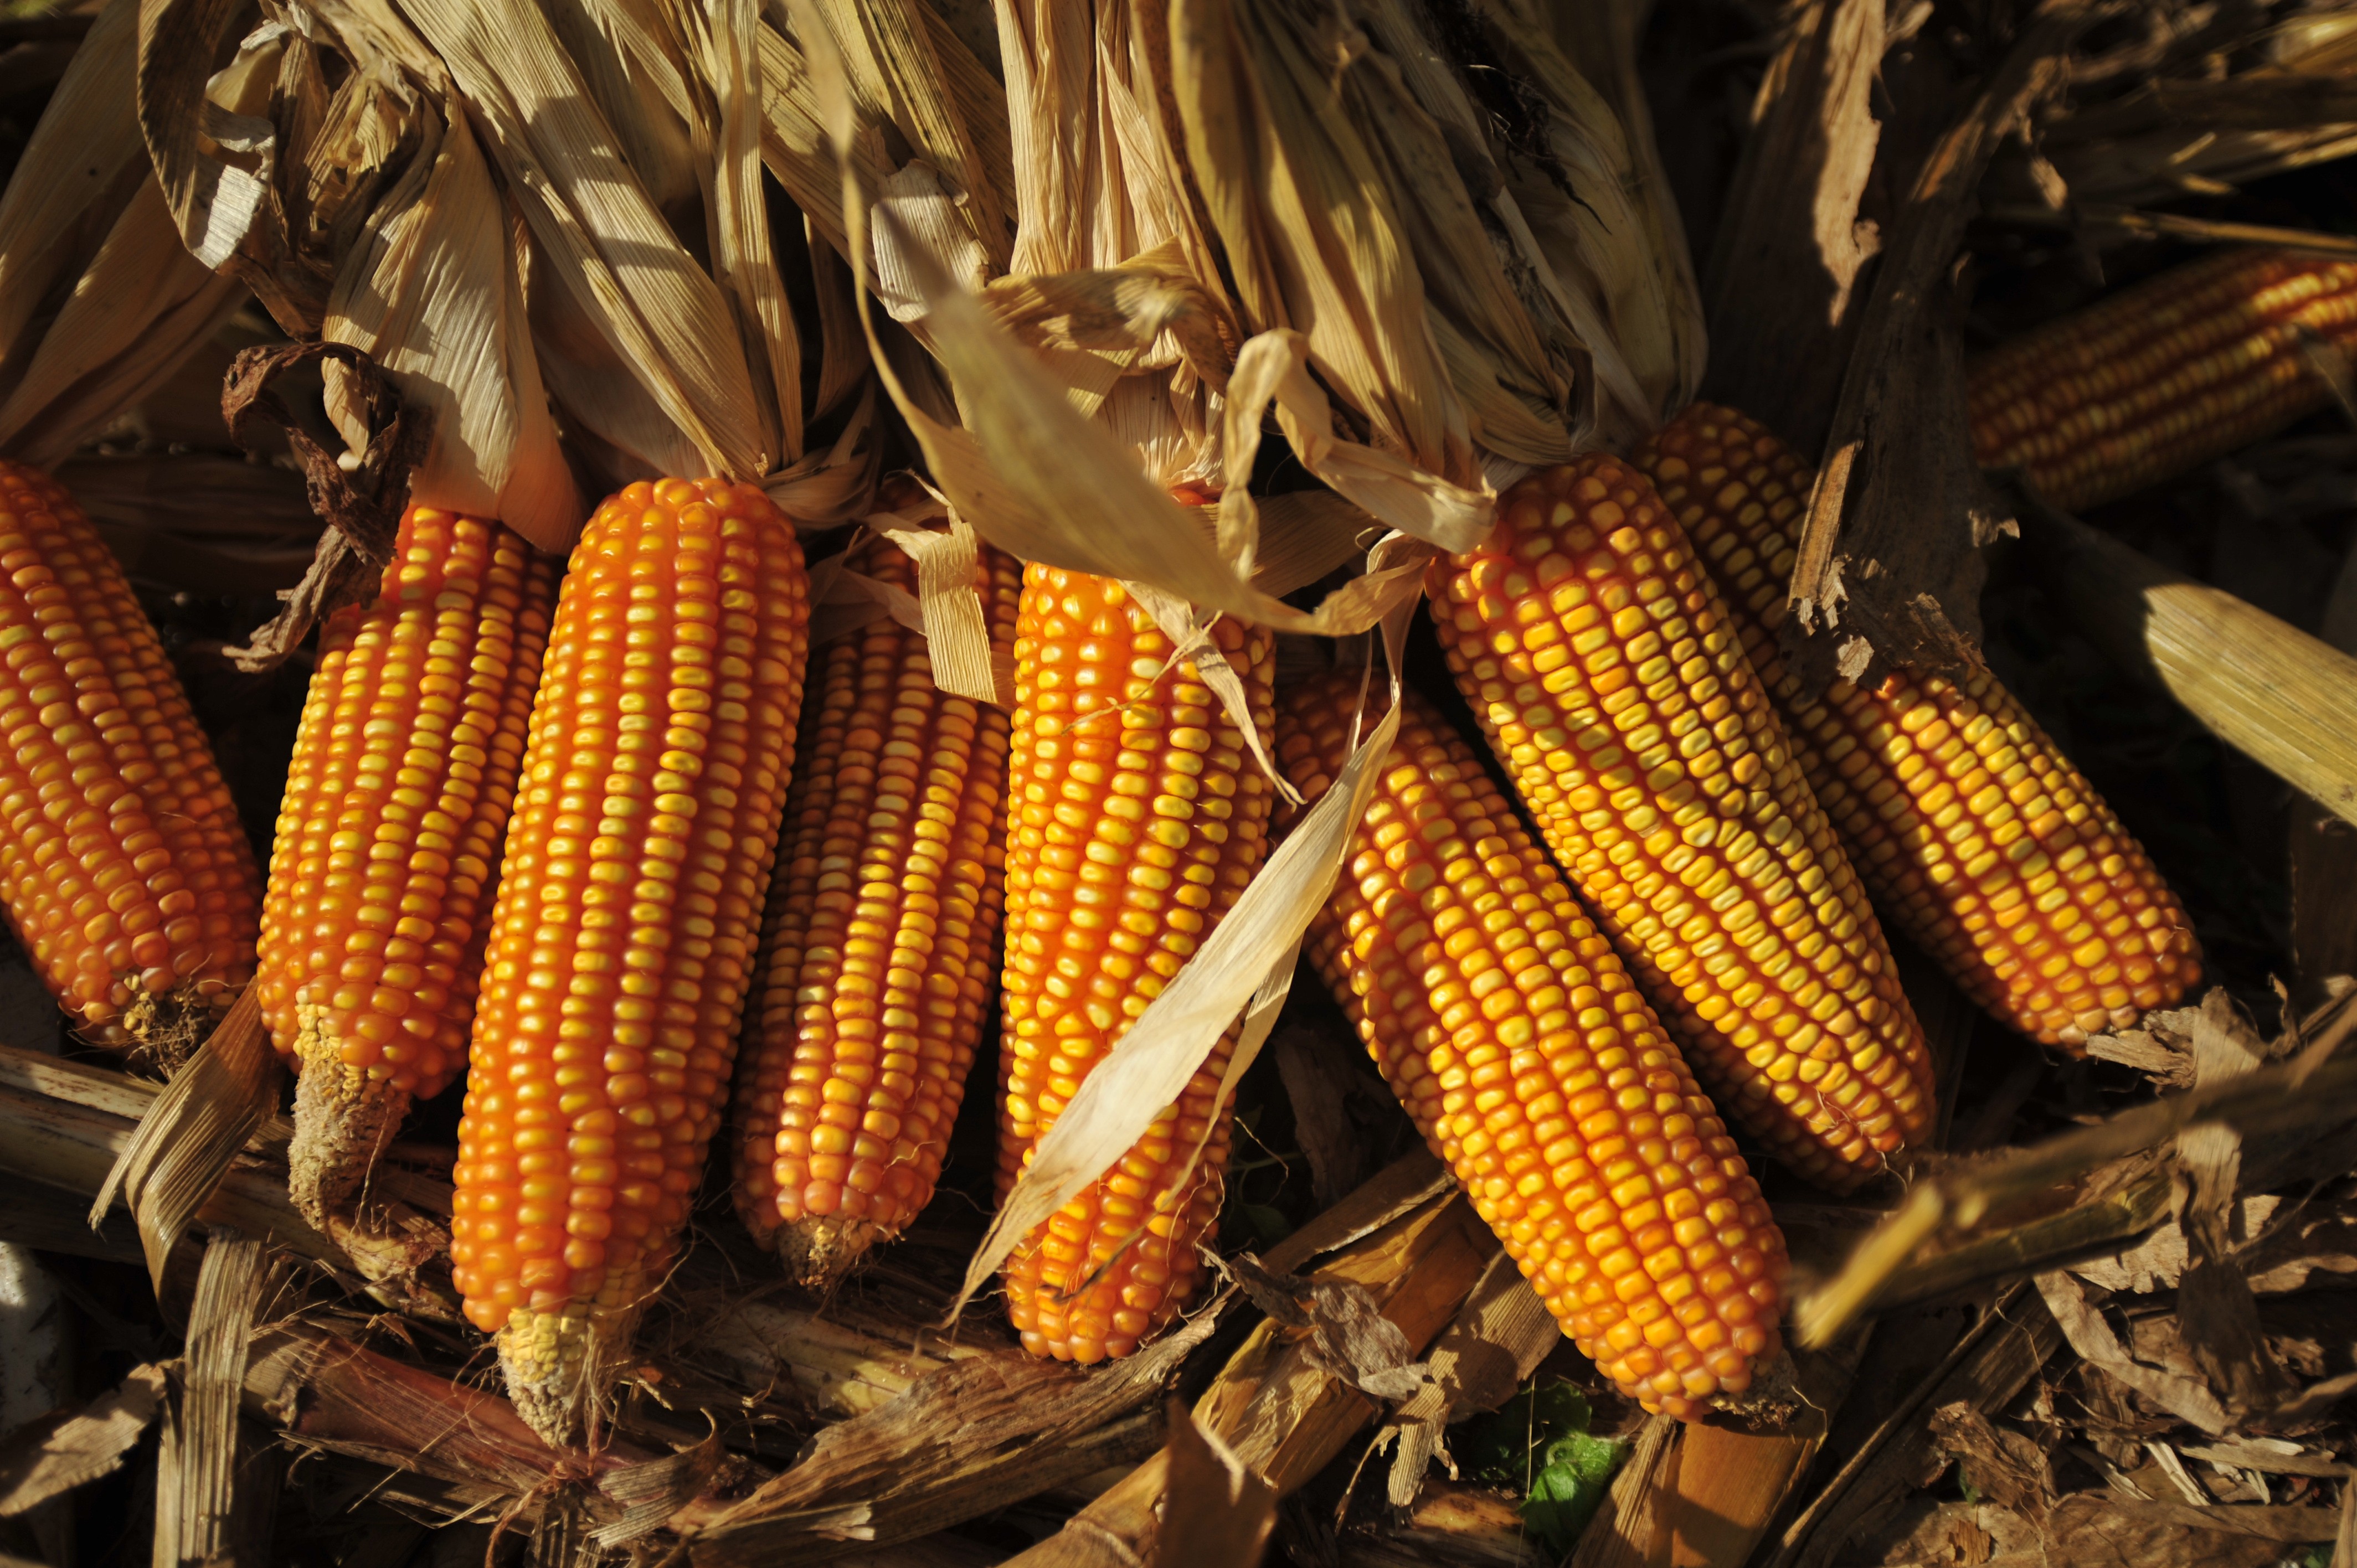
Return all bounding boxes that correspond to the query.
[450,479,809,1442]
[1969,248,2357,513]
[0,461,261,1062]
[1279,675,1786,1419]
[259,507,557,1227]
[1635,406,2201,1048]
[731,531,1021,1286]
[998,566,1276,1363]
[1430,457,1936,1194]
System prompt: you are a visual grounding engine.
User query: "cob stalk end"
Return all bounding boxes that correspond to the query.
[773,1216,886,1290]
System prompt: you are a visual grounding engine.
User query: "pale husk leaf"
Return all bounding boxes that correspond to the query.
[1167,0,1479,487]
[801,0,1012,269]
[549,0,703,216]
[949,698,1402,1319]
[1525,0,1709,421]
[0,177,244,470]
[1220,329,1493,558]
[870,496,1010,706]
[763,379,882,523]
[323,106,582,549]
[397,0,769,481]
[692,0,801,462]
[156,1237,280,1568]
[0,0,146,385]
[89,991,280,1290]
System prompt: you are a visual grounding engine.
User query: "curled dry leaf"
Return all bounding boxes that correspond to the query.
[1218,1252,1432,1406]
[218,342,433,671]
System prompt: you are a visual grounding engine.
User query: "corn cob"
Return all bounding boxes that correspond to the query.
[1635,405,2202,1048]
[731,528,1020,1286]
[258,507,557,1229]
[1279,674,1785,1419]
[1429,456,1935,1194]
[0,461,261,1064]
[450,477,809,1442]
[999,566,1275,1363]
[1969,248,2357,513]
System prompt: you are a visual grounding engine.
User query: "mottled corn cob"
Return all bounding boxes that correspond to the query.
[259,506,557,1227]
[450,478,809,1442]
[1429,457,1935,1193]
[1969,248,2357,513]
[999,566,1274,1362]
[0,461,260,1063]
[1280,674,1786,1419]
[732,529,1019,1285]
[1635,405,2202,1047]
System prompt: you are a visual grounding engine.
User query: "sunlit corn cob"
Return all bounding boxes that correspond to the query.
[450,478,809,1443]
[1969,247,2357,513]
[999,566,1275,1363]
[0,461,260,1064]
[259,507,557,1229]
[1635,405,2202,1048]
[1429,456,1935,1193]
[1279,675,1785,1418]
[731,528,1020,1286]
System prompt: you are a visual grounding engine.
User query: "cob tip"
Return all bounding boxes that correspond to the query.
[494,1303,636,1448]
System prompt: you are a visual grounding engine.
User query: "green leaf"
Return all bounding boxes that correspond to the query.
[1519,1448,1621,1556]
[1238,1201,1294,1247]
[1447,1378,1628,1554]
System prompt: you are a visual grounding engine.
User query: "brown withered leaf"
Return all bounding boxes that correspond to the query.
[2040,1493,2341,1562]
[0,1364,167,1516]
[2171,1124,2294,1418]
[1380,1248,1557,1509]
[1785,0,2109,686]
[1700,0,1885,455]
[1220,1252,1432,1405]
[2035,1272,2229,1435]
[240,1321,653,1497]
[1927,1402,2054,1519]
[220,341,430,670]
[155,1236,286,1568]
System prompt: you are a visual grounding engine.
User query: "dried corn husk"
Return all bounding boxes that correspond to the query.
[0,0,242,466]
